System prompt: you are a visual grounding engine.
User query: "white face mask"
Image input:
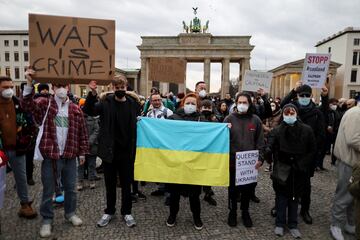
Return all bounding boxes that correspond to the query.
[198,90,207,98]
[271,106,276,112]
[1,88,14,99]
[237,104,249,113]
[330,105,337,111]
[55,87,68,99]
[184,104,197,114]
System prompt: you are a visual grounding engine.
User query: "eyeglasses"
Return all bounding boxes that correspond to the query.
[299,94,311,98]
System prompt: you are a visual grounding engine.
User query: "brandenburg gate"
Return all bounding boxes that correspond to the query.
[137,9,254,97]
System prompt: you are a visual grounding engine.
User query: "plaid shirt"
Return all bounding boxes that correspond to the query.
[21,94,89,160]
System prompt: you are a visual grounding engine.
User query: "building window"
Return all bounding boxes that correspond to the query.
[14,67,20,79]
[4,40,9,47]
[14,52,19,62]
[13,40,18,47]
[5,52,10,62]
[353,52,359,65]
[351,70,357,83]
[23,40,28,46]
[350,90,357,98]
[24,52,29,62]
[328,47,331,53]
[5,67,10,77]
[354,38,360,46]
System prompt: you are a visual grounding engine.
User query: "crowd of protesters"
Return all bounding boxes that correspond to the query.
[0,69,359,239]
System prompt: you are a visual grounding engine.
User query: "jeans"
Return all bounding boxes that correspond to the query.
[275,194,298,229]
[40,158,77,224]
[78,154,97,181]
[6,151,29,203]
[331,160,354,227]
[103,153,132,215]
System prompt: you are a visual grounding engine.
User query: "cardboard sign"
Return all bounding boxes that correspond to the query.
[242,70,273,93]
[302,53,331,88]
[29,13,115,84]
[149,58,186,84]
[235,150,259,186]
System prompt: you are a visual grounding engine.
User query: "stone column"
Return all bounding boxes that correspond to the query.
[284,74,291,96]
[204,58,211,90]
[140,57,148,97]
[238,57,250,92]
[221,58,230,98]
[279,75,285,98]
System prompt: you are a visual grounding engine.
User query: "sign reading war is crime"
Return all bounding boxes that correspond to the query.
[29,13,115,84]
[242,70,273,93]
[302,53,331,89]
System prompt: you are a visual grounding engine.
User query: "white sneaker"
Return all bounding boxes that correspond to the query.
[67,215,83,226]
[344,223,355,235]
[39,224,52,238]
[274,226,284,236]
[97,214,113,227]
[124,214,136,227]
[330,225,344,240]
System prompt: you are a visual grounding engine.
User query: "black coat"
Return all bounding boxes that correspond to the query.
[83,92,140,164]
[267,121,316,198]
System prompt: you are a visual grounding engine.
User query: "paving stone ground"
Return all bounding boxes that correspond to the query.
[0,156,356,240]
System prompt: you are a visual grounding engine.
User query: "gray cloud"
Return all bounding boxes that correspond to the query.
[0,0,358,92]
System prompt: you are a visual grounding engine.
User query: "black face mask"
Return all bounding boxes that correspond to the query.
[202,110,212,116]
[115,90,126,98]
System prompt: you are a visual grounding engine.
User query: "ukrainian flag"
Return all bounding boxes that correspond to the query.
[134,117,229,186]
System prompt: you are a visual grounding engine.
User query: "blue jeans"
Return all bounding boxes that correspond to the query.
[77,154,97,181]
[40,158,77,224]
[6,151,29,203]
[275,194,298,229]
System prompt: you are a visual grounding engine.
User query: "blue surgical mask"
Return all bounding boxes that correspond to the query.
[283,115,297,125]
[298,97,311,106]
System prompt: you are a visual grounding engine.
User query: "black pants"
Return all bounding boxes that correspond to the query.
[228,168,256,214]
[26,147,35,180]
[275,193,298,228]
[103,153,132,215]
[300,177,311,212]
[168,184,201,218]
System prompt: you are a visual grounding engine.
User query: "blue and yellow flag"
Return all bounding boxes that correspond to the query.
[134,117,229,186]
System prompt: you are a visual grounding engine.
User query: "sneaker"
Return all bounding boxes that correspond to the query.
[39,224,52,238]
[271,207,277,217]
[77,183,84,191]
[97,214,113,227]
[330,225,344,240]
[289,228,301,239]
[344,223,355,235]
[204,194,217,206]
[89,182,96,189]
[242,211,253,228]
[193,217,203,230]
[67,215,83,226]
[137,191,147,200]
[264,165,272,172]
[124,214,136,227]
[151,189,165,196]
[166,215,176,227]
[131,194,138,203]
[227,211,237,227]
[274,226,284,236]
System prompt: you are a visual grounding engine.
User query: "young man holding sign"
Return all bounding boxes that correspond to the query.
[22,69,89,238]
[224,92,265,228]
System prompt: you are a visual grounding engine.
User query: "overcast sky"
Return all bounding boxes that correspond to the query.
[0,0,359,92]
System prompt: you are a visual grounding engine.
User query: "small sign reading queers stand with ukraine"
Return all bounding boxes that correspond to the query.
[235,150,259,186]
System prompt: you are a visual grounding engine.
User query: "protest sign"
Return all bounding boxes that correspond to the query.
[149,58,186,84]
[241,70,273,93]
[301,53,331,88]
[29,13,115,84]
[235,150,259,186]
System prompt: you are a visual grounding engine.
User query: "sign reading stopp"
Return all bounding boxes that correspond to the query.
[29,13,115,84]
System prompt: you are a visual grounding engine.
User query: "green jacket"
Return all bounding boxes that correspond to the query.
[349,163,360,199]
